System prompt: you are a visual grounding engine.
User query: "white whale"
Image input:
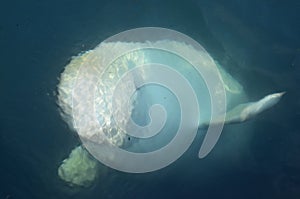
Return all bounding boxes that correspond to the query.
[56,40,284,187]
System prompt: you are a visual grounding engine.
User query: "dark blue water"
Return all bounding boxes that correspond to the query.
[1,0,299,198]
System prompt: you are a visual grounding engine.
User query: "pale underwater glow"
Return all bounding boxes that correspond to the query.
[58,146,99,187]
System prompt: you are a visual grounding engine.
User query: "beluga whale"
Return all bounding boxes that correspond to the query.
[56,28,285,187]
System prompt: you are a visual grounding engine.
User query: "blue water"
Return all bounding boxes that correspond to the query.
[1,0,299,198]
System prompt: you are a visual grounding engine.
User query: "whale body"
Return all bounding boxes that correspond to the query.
[56,40,284,187]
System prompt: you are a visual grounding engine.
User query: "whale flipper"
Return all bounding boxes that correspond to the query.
[219,92,285,126]
[199,92,285,128]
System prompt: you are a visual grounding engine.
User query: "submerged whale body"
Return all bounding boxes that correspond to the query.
[56,40,284,187]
